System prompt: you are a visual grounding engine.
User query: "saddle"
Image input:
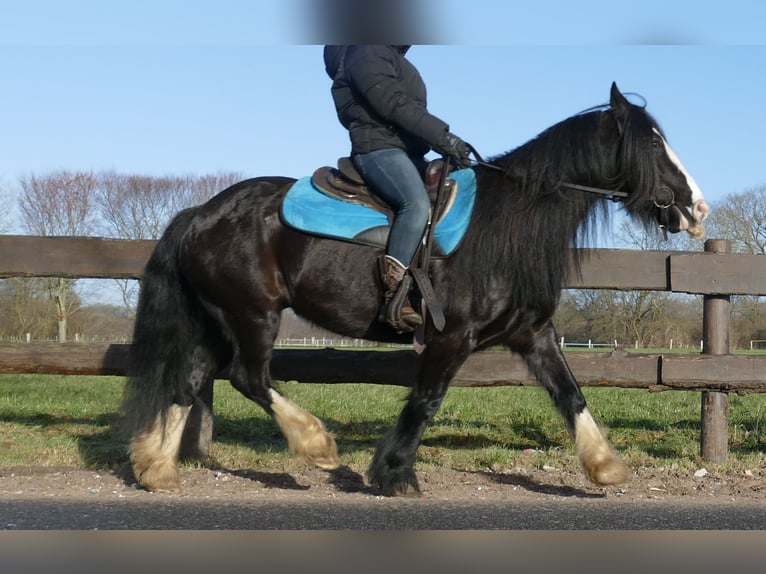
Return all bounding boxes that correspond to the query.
[311,158,459,226]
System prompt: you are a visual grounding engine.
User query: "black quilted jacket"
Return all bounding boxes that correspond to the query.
[323,45,449,157]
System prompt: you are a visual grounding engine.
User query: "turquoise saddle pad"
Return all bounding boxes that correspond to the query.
[279,167,476,256]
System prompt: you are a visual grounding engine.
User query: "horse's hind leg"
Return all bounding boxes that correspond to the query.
[128,344,220,493]
[522,325,630,486]
[129,404,192,493]
[268,388,339,469]
[227,311,339,470]
[179,377,215,460]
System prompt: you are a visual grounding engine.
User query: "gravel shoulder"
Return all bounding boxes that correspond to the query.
[1,461,764,505]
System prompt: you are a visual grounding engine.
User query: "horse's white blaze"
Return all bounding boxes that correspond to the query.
[654,128,709,224]
[574,408,630,486]
[269,389,340,470]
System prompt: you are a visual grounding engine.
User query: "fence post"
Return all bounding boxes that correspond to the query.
[700,238,731,464]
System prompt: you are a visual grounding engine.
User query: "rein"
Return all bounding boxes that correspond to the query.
[559,182,629,201]
[467,143,629,203]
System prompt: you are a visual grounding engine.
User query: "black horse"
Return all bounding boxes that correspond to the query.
[122,83,708,495]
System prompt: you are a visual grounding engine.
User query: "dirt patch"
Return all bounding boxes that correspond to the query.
[1,462,764,504]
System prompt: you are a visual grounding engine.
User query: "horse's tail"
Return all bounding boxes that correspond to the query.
[118,207,203,440]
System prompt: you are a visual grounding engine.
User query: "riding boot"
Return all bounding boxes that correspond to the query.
[378,255,423,333]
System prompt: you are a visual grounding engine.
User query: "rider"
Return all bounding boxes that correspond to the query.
[323,44,472,332]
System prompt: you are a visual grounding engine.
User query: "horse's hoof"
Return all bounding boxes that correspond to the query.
[588,459,632,487]
[313,457,341,471]
[574,408,631,487]
[367,467,421,496]
[134,465,181,493]
[143,482,181,494]
[303,434,340,470]
[377,482,422,497]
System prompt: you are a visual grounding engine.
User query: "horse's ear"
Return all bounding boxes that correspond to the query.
[609,82,630,135]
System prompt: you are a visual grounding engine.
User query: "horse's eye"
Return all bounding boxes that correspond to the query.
[651,138,663,150]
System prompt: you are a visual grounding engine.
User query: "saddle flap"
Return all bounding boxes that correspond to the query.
[425,159,459,225]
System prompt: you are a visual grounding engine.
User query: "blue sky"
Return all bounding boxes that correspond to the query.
[1,1,765,235]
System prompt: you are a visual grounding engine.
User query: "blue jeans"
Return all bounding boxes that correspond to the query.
[353,148,430,267]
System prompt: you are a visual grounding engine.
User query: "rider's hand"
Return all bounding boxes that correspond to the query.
[435,132,472,167]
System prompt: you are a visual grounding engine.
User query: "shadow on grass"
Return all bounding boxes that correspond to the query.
[605,416,699,432]
[421,416,564,451]
[210,414,566,455]
[604,416,703,458]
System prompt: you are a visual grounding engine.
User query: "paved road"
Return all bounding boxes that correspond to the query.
[5,498,766,574]
[4,497,766,529]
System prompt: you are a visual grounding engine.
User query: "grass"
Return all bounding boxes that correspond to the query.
[1,373,765,476]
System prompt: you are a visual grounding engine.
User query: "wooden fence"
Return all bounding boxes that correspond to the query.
[2,235,766,464]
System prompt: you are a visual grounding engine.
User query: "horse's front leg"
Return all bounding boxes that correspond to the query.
[521,324,631,486]
[367,348,468,496]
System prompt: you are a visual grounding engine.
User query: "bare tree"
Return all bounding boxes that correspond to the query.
[562,220,676,347]
[69,303,134,342]
[552,292,590,342]
[187,172,244,207]
[96,173,189,312]
[95,171,243,313]
[703,184,766,347]
[705,185,766,254]
[18,170,98,341]
[19,170,96,236]
[97,171,244,240]
[0,278,56,340]
[0,178,16,233]
[97,173,189,240]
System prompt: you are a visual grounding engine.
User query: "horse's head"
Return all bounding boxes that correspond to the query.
[609,82,708,238]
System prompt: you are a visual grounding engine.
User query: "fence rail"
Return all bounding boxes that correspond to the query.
[2,235,766,463]
[3,343,766,394]
[3,234,766,292]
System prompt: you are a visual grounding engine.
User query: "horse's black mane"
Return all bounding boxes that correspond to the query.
[456,100,662,311]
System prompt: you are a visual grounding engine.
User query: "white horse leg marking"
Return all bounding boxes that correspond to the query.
[269,389,340,470]
[130,404,191,492]
[574,408,631,486]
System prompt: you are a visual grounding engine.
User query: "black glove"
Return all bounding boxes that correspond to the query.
[434,131,472,167]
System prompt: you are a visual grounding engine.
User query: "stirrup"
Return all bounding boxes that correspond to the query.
[380,275,422,333]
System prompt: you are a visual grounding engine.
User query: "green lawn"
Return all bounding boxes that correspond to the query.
[1,374,764,474]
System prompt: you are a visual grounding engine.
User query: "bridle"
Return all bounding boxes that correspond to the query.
[558,182,628,202]
[468,144,631,202]
[559,182,687,240]
[465,143,693,239]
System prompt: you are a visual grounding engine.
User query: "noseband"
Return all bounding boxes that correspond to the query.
[561,182,695,239]
[653,186,675,239]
